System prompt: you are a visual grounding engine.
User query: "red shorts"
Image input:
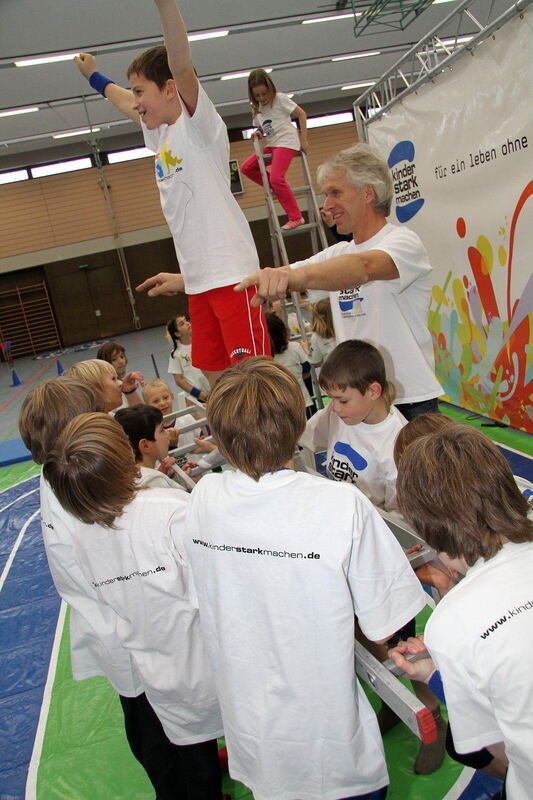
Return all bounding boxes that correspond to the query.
[188,284,271,372]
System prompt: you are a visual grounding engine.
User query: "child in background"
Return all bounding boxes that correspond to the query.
[308,298,336,368]
[302,339,406,511]
[43,412,223,798]
[18,378,191,798]
[240,69,308,230]
[115,404,178,489]
[142,378,217,469]
[266,312,315,416]
[97,341,127,379]
[94,343,144,405]
[184,357,426,800]
[167,315,210,401]
[392,423,533,797]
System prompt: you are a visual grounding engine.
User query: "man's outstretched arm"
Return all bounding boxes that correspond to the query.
[234,250,399,307]
[74,53,140,124]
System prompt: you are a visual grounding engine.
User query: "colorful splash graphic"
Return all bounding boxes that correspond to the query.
[429,181,533,433]
[155,143,183,179]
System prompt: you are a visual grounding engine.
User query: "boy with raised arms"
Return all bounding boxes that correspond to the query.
[75,0,269,387]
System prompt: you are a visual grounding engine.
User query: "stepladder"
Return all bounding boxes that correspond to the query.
[252,137,330,409]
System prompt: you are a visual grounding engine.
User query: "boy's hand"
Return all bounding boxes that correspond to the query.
[158,456,176,476]
[192,437,216,454]
[74,53,97,79]
[388,637,436,683]
[136,272,185,297]
[234,266,292,307]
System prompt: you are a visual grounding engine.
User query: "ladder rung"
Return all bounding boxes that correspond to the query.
[280,222,320,237]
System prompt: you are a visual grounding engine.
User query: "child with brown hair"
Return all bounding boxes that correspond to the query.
[18,378,195,799]
[76,0,269,387]
[301,339,406,511]
[115,404,178,489]
[391,423,533,799]
[43,412,223,798]
[240,68,308,230]
[183,356,426,800]
[308,297,337,368]
[96,341,144,403]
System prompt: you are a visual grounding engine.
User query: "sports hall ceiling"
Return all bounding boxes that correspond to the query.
[0,0,513,169]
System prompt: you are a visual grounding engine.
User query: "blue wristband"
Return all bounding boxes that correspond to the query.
[190,387,201,399]
[428,670,445,704]
[89,71,115,97]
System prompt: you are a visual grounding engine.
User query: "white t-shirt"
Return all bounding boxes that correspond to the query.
[291,223,442,404]
[39,476,142,696]
[253,93,300,151]
[302,404,406,511]
[72,488,223,745]
[168,342,210,393]
[142,86,259,295]
[425,541,533,800]
[273,341,313,407]
[184,469,426,800]
[308,332,336,366]
[138,465,183,490]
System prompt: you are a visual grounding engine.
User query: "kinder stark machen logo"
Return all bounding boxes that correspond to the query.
[388,140,425,223]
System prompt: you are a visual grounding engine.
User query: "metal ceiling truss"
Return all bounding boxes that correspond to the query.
[351,0,435,36]
[353,0,533,140]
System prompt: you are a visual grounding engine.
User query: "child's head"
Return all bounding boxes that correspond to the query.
[96,341,127,377]
[115,404,170,465]
[207,356,306,481]
[319,340,394,425]
[166,315,191,355]
[393,413,453,467]
[248,68,277,110]
[127,45,172,90]
[19,377,103,464]
[142,378,174,416]
[266,312,289,355]
[67,359,123,413]
[43,412,138,528]
[310,299,335,340]
[127,46,178,129]
[396,422,533,567]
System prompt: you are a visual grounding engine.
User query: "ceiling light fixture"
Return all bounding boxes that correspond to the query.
[303,13,356,24]
[332,51,381,62]
[15,53,80,67]
[0,106,39,117]
[52,128,101,139]
[188,30,229,42]
[221,68,272,81]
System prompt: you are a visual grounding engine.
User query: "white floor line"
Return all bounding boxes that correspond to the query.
[497,440,533,460]
[0,486,39,516]
[0,508,39,592]
[441,767,476,800]
[25,601,67,800]
[0,473,38,499]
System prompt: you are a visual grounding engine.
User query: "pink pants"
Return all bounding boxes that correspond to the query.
[240,146,301,221]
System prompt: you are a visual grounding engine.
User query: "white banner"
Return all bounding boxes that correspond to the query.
[369,7,533,433]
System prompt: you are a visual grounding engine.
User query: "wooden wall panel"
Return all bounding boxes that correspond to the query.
[0,122,357,262]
